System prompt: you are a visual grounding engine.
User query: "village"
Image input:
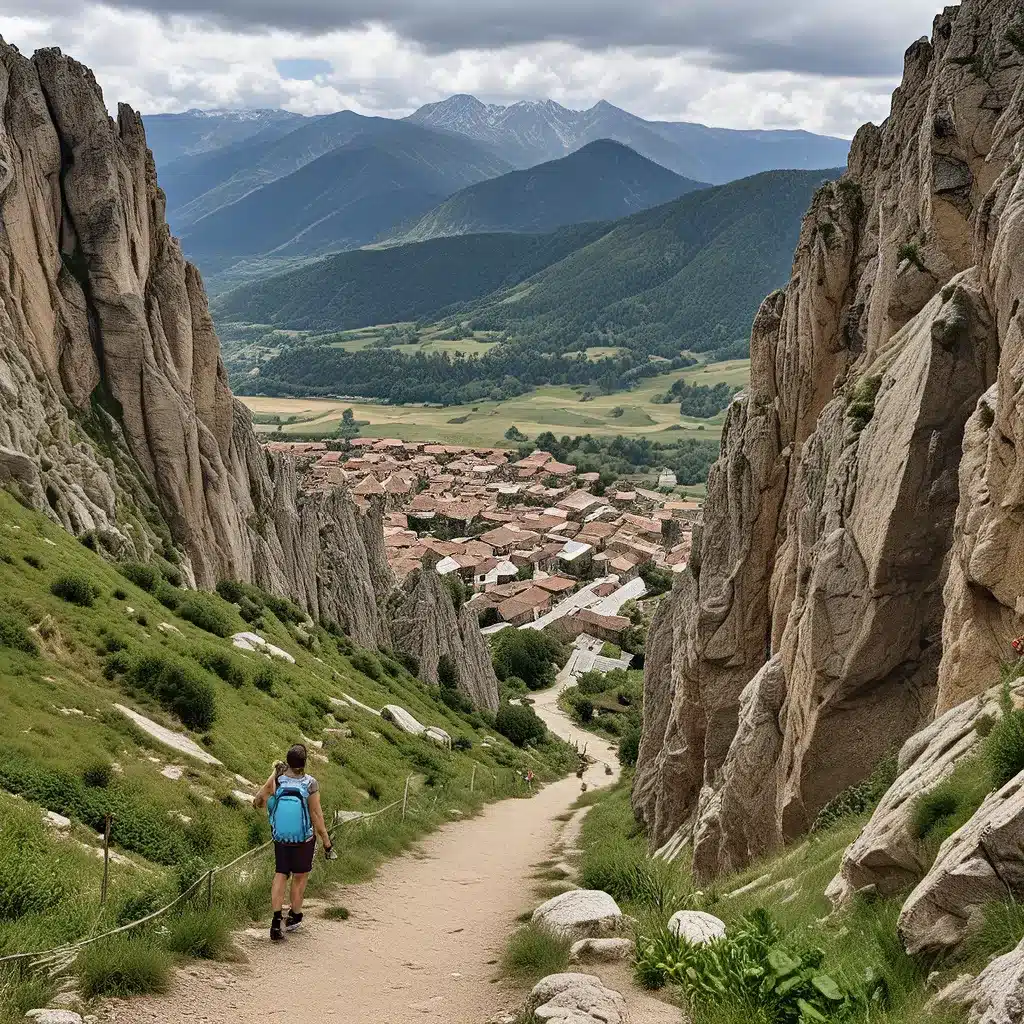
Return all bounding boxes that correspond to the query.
[266,437,699,648]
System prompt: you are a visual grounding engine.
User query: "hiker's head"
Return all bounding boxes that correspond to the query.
[286,744,308,772]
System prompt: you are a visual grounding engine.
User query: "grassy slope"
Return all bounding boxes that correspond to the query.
[239,358,751,446]
[0,491,572,1017]
[573,784,1024,1024]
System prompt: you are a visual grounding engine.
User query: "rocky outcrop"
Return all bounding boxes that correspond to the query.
[828,678,1024,906]
[634,0,1024,878]
[899,768,1024,955]
[525,974,627,1024]
[0,41,497,708]
[965,938,1024,1024]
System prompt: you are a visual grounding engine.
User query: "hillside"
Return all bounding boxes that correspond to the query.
[0,491,571,1017]
[212,223,608,331]
[407,94,851,182]
[461,167,843,356]
[390,139,706,242]
[179,126,512,274]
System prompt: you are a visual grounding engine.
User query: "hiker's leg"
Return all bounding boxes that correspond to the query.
[290,872,310,912]
[272,872,289,912]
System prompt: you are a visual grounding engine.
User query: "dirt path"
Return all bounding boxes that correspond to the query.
[111,690,674,1024]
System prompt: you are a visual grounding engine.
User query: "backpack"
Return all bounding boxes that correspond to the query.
[268,774,313,843]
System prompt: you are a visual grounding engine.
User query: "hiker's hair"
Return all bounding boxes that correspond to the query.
[286,744,308,771]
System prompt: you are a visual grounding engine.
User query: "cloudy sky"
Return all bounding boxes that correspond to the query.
[4,0,949,136]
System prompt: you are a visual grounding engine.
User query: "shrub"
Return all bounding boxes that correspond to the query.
[495,702,546,747]
[118,561,161,593]
[501,923,571,983]
[897,241,927,271]
[23,553,42,569]
[113,588,127,601]
[440,686,472,715]
[251,663,279,694]
[909,757,989,845]
[987,682,1024,789]
[350,650,383,681]
[437,653,459,689]
[82,761,114,788]
[178,593,235,638]
[618,728,641,768]
[491,630,567,691]
[165,908,233,959]
[444,574,469,611]
[0,609,38,655]
[847,375,883,434]
[126,652,217,730]
[322,905,351,921]
[155,581,181,610]
[77,936,172,998]
[0,815,70,920]
[215,579,247,604]
[51,571,98,607]
[453,736,473,752]
[195,646,248,688]
[395,650,420,676]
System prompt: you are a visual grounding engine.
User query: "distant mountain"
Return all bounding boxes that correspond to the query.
[462,167,844,355]
[215,167,839,361]
[176,121,511,275]
[390,140,707,243]
[406,95,850,184]
[142,108,307,167]
[211,223,609,332]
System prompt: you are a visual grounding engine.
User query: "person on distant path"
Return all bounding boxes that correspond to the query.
[254,743,336,942]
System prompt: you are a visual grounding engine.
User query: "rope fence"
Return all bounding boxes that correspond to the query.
[0,775,434,974]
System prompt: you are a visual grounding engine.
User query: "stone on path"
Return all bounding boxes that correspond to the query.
[668,910,727,944]
[527,973,627,1024]
[532,890,622,938]
[569,937,635,964]
[24,1011,83,1024]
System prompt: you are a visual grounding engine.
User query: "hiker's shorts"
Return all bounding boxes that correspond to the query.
[274,837,316,876]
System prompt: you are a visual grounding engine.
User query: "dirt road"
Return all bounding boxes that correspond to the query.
[112,691,672,1024]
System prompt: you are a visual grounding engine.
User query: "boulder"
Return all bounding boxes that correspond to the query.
[425,726,452,748]
[667,910,727,944]
[532,890,622,938]
[24,1012,83,1024]
[966,937,1024,1023]
[526,973,627,1024]
[569,938,635,964]
[381,705,426,737]
[899,772,1024,955]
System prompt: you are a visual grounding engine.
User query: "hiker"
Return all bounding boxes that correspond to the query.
[254,743,337,941]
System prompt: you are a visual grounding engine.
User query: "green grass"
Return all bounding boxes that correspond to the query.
[77,935,173,998]
[0,489,574,1002]
[909,756,990,849]
[322,905,350,921]
[500,922,572,984]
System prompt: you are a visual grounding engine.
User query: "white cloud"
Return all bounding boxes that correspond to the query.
[1,1,940,136]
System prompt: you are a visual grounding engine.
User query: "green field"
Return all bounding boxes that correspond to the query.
[241,359,750,446]
[325,323,501,357]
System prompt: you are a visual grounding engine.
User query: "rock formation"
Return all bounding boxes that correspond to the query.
[0,41,498,707]
[634,0,1024,878]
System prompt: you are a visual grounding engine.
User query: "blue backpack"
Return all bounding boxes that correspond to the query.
[268,774,313,843]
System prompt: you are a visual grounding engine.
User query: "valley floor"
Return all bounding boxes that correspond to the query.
[109,690,671,1024]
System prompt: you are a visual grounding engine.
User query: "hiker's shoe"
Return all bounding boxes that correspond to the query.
[285,911,304,933]
[270,915,284,941]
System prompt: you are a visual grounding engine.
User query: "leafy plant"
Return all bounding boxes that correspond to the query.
[495,702,547,747]
[0,609,38,655]
[986,681,1024,789]
[897,242,927,272]
[51,571,99,607]
[118,561,162,593]
[846,375,882,434]
[177,593,236,638]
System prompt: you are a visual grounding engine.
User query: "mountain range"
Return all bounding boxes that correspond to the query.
[143,97,849,284]
[404,95,850,183]
[214,167,839,370]
[390,140,706,243]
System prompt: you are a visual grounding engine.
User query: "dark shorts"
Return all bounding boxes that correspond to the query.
[274,838,315,876]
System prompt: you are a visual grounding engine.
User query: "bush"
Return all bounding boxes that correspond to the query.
[126,652,218,730]
[119,561,161,593]
[437,653,459,689]
[195,646,249,688]
[82,761,114,788]
[491,630,567,691]
[0,815,70,920]
[909,757,989,845]
[0,609,38,655]
[987,682,1024,789]
[323,905,351,921]
[618,728,641,768]
[155,581,181,611]
[23,553,42,569]
[350,650,383,681]
[215,579,247,604]
[251,663,279,694]
[178,593,235,638]
[495,702,546,747]
[77,936,172,998]
[164,908,233,959]
[51,571,98,607]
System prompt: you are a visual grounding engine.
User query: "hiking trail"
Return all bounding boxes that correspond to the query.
[109,680,676,1024]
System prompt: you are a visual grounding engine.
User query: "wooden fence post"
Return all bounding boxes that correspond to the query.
[206,869,214,910]
[402,775,411,821]
[470,765,476,794]
[100,813,112,906]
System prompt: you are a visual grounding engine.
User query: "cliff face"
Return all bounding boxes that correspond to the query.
[635,0,1024,878]
[0,42,498,708]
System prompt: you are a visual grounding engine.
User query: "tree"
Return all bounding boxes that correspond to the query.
[338,407,359,439]
[491,629,567,691]
[495,702,547,747]
[505,425,528,442]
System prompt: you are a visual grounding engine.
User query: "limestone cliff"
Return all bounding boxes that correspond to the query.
[635,0,1024,878]
[0,42,498,708]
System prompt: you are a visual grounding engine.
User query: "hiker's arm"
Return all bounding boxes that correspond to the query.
[308,790,330,846]
[253,772,276,810]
